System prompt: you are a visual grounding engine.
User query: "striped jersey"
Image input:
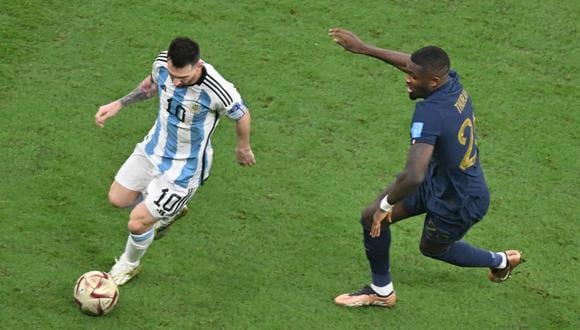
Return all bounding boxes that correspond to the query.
[138,51,247,188]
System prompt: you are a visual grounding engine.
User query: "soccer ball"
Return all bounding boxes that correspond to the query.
[74,271,119,316]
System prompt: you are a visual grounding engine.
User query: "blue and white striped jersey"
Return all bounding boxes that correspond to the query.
[138,51,247,189]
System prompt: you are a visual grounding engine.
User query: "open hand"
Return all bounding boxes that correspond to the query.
[328,28,367,54]
[370,208,392,238]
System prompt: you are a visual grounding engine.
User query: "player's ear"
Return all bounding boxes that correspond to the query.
[430,76,441,88]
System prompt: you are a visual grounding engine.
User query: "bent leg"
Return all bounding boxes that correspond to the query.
[360,185,425,292]
[109,202,156,285]
[334,185,428,305]
[108,146,157,285]
[110,145,154,208]
[118,175,194,265]
[118,202,157,265]
[420,239,503,268]
[128,202,157,234]
[108,180,142,209]
[361,202,412,285]
[418,216,503,268]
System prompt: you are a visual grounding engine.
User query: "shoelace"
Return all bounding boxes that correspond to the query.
[351,286,375,296]
[111,258,133,273]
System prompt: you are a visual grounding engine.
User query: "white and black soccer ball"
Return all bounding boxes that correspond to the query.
[73,271,119,316]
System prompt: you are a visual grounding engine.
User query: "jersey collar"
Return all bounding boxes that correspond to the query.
[192,66,207,86]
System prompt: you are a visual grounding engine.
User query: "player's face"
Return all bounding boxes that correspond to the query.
[167,60,202,87]
[405,61,437,100]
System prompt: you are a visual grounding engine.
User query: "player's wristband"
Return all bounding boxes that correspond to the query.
[379,195,393,212]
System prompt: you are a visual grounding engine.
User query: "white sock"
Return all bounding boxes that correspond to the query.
[371,282,394,296]
[496,252,508,269]
[122,229,154,264]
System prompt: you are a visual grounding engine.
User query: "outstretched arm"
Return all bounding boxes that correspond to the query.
[328,28,410,73]
[370,143,433,237]
[94,75,158,128]
[235,111,256,166]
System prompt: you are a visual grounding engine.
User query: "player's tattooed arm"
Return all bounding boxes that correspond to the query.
[119,75,158,107]
[95,75,157,128]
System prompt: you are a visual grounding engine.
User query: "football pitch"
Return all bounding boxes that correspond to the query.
[1,0,578,328]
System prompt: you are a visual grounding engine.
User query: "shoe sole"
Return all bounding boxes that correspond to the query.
[342,301,395,308]
[335,293,396,308]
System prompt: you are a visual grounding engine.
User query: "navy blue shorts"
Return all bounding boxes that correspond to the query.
[403,184,487,245]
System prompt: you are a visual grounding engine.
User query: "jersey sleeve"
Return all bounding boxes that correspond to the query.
[409,102,442,145]
[214,81,248,121]
[151,50,168,84]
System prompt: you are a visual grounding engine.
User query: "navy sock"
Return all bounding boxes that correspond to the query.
[363,227,392,286]
[423,240,502,268]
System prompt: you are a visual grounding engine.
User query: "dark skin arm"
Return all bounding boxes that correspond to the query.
[328,28,411,73]
[370,142,434,237]
[328,28,434,236]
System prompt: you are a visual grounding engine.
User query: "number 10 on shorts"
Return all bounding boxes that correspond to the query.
[153,188,191,218]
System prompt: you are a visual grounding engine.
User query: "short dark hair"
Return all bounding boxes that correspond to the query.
[168,37,200,68]
[410,46,450,74]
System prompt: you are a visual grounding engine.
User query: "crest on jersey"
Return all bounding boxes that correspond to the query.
[190,102,200,113]
[411,122,424,139]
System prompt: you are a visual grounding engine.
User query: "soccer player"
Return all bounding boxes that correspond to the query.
[328,28,523,308]
[95,37,255,285]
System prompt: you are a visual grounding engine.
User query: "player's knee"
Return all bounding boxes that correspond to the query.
[359,207,374,229]
[127,219,151,235]
[127,204,156,234]
[419,239,448,257]
[108,191,128,208]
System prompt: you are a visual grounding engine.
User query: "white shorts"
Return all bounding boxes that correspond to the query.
[115,145,197,220]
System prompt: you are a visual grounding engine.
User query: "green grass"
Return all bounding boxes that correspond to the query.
[1,0,579,328]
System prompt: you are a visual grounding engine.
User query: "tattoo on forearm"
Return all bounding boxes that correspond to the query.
[119,86,151,107]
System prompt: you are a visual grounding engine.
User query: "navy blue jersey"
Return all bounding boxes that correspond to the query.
[410,70,489,221]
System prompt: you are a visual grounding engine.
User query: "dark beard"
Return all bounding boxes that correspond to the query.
[408,86,428,100]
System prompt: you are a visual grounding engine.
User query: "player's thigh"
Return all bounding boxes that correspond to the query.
[108,181,143,208]
[419,213,473,255]
[110,147,156,208]
[143,175,197,221]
